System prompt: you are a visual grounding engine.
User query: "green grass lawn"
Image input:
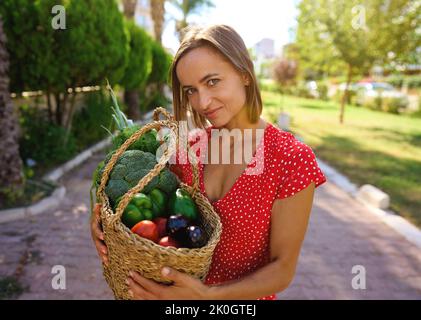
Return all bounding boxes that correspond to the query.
[261,90,421,227]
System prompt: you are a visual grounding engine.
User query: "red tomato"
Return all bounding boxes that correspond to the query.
[153,217,168,238]
[131,220,159,243]
[158,236,180,248]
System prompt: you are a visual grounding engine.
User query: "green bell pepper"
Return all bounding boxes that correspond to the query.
[168,188,199,221]
[121,204,144,229]
[130,193,152,210]
[128,192,156,220]
[149,188,168,217]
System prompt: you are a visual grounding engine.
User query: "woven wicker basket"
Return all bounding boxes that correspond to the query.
[96,107,222,300]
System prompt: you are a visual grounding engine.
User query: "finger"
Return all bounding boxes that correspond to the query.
[127,278,156,300]
[93,222,104,241]
[94,203,101,217]
[92,204,103,229]
[93,237,107,259]
[129,271,164,296]
[91,212,104,240]
[161,267,190,285]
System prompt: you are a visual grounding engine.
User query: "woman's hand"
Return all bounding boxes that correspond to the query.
[90,203,108,266]
[126,267,211,300]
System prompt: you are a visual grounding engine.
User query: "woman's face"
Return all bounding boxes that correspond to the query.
[176,46,249,128]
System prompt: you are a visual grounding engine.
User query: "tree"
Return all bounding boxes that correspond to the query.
[0,0,129,131]
[0,0,48,94]
[273,58,298,89]
[119,21,153,119]
[142,40,173,111]
[171,0,214,41]
[0,15,24,206]
[296,0,420,123]
[150,0,166,44]
[122,0,138,18]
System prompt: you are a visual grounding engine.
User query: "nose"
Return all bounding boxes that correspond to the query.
[198,90,212,112]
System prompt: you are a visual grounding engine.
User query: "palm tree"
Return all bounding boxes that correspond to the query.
[150,0,166,44]
[172,0,214,41]
[0,15,24,206]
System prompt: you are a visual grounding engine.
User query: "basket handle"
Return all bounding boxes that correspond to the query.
[153,107,174,121]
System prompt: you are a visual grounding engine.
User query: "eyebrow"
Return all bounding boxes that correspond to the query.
[182,73,219,90]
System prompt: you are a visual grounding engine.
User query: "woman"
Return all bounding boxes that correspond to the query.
[91,24,326,300]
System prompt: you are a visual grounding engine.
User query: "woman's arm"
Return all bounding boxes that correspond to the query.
[127,182,316,300]
[206,182,316,299]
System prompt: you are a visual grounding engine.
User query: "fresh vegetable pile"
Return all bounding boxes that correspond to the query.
[121,189,207,248]
[91,84,208,249]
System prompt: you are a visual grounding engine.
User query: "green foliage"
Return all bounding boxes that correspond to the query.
[0,0,58,92]
[357,94,408,114]
[0,0,113,92]
[148,41,172,85]
[120,21,153,90]
[386,74,421,89]
[0,276,25,299]
[72,90,114,150]
[295,0,420,78]
[141,91,171,113]
[66,0,129,86]
[18,105,77,167]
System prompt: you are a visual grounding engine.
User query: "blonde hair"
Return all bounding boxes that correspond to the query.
[170,24,263,129]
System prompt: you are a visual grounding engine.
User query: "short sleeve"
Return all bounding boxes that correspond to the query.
[275,142,326,200]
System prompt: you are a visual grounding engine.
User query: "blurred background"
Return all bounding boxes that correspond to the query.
[0,0,420,300]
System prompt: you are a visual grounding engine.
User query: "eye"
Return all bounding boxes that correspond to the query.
[185,88,196,96]
[208,79,219,87]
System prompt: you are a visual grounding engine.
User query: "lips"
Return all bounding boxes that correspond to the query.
[205,107,222,118]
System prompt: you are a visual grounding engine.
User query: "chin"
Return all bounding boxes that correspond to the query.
[208,118,227,129]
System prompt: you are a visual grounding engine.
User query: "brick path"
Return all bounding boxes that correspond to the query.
[0,152,420,299]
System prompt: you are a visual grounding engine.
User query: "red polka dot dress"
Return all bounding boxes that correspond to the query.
[169,122,327,300]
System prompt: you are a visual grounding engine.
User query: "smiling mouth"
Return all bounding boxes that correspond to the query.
[205,107,222,117]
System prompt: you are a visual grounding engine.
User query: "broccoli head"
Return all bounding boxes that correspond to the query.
[95,149,179,206]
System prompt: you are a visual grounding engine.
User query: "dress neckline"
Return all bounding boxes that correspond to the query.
[199,122,272,205]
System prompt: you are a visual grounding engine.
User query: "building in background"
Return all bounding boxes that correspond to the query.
[253,38,276,78]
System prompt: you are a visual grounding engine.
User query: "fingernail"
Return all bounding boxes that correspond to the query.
[102,248,107,254]
[129,271,134,277]
[162,267,170,276]
[128,290,133,297]
[126,278,130,285]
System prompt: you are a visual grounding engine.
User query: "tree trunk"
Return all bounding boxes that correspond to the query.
[150,0,165,44]
[122,0,137,19]
[0,16,24,205]
[124,89,141,120]
[46,90,53,124]
[63,90,77,145]
[54,93,62,125]
[339,64,353,124]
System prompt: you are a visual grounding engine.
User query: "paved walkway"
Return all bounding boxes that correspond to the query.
[0,152,420,299]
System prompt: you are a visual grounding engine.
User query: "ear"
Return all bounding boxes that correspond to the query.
[242,73,250,86]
